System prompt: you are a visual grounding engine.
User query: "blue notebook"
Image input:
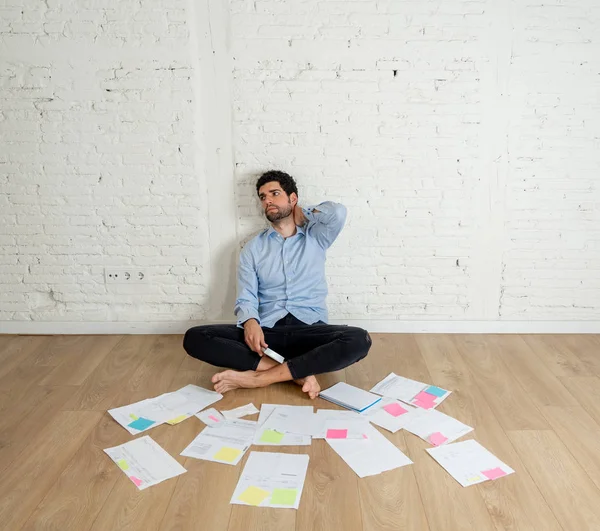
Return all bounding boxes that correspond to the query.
[319,382,382,413]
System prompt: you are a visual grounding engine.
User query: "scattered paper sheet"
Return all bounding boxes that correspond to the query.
[403,408,473,446]
[260,406,319,437]
[427,439,515,487]
[361,398,416,433]
[108,385,223,434]
[319,382,382,412]
[196,407,226,426]
[230,451,310,509]
[254,405,312,446]
[370,373,451,409]
[326,422,413,478]
[181,419,257,466]
[313,409,370,439]
[104,436,186,490]
[221,403,259,420]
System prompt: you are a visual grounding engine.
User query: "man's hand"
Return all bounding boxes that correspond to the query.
[293,204,307,227]
[243,319,267,355]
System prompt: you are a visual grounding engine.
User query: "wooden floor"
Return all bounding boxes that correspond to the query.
[1,333,600,531]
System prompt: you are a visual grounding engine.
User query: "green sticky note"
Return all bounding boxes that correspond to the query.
[271,488,298,506]
[117,459,129,471]
[259,429,284,444]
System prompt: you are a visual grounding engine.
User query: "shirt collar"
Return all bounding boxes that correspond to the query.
[267,224,305,238]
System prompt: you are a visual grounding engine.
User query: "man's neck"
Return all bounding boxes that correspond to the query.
[271,217,297,239]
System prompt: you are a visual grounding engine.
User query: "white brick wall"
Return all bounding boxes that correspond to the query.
[1,0,599,328]
[0,0,211,323]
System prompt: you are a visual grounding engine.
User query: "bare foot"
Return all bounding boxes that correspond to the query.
[212,370,261,394]
[294,375,320,399]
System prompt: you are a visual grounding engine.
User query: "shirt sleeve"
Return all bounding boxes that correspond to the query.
[234,245,260,327]
[302,201,347,249]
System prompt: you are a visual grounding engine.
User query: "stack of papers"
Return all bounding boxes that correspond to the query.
[427,440,515,487]
[319,382,382,413]
[370,373,451,409]
[326,422,413,478]
[108,385,223,434]
[104,436,187,490]
[181,419,257,466]
[403,408,473,446]
[231,451,309,509]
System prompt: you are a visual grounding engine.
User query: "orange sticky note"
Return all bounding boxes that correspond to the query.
[238,486,270,506]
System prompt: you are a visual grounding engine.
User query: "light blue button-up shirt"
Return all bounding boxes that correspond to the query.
[235,201,347,328]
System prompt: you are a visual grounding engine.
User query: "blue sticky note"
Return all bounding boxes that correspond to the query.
[128,417,156,431]
[425,386,446,398]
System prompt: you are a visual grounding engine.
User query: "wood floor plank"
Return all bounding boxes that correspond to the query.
[21,414,131,531]
[0,384,75,475]
[0,335,47,380]
[494,335,578,406]
[508,430,600,530]
[521,334,590,378]
[346,333,430,531]
[110,335,187,409]
[559,376,600,425]
[64,335,159,411]
[541,405,600,491]
[0,410,102,531]
[560,334,600,378]
[40,335,124,386]
[416,335,562,531]
[452,335,548,430]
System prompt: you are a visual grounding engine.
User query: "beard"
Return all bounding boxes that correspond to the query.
[265,201,293,222]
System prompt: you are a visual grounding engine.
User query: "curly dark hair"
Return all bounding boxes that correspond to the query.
[256,170,298,198]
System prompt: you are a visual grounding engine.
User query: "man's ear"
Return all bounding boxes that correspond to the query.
[290,192,298,207]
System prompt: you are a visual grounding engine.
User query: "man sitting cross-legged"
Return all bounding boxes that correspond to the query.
[183,170,372,399]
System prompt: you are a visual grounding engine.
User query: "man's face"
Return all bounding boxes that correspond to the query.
[258,181,296,222]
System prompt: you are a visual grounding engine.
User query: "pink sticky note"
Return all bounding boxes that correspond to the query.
[383,403,408,417]
[129,475,143,487]
[362,434,369,439]
[414,391,437,405]
[482,467,507,480]
[413,399,435,409]
[208,415,220,422]
[428,432,448,446]
[326,429,348,439]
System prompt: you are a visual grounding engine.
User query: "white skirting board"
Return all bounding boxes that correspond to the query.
[1,320,600,335]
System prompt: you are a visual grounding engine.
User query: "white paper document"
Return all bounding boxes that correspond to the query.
[261,407,319,437]
[319,382,382,413]
[326,422,413,478]
[254,405,312,446]
[370,372,451,409]
[313,409,370,439]
[108,385,223,434]
[403,408,473,446]
[181,419,257,466]
[230,451,310,509]
[427,439,515,487]
[104,436,186,490]
[196,407,226,426]
[361,398,416,433]
[221,403,259,420]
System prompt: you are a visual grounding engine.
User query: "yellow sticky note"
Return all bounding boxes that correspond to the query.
[117,459,129,471]
[238,486,270,506]
[167,414,189,425]
[129,413,139,421]
[467,476,482,483]
[271,488,298,506]
[213,447,242,463]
